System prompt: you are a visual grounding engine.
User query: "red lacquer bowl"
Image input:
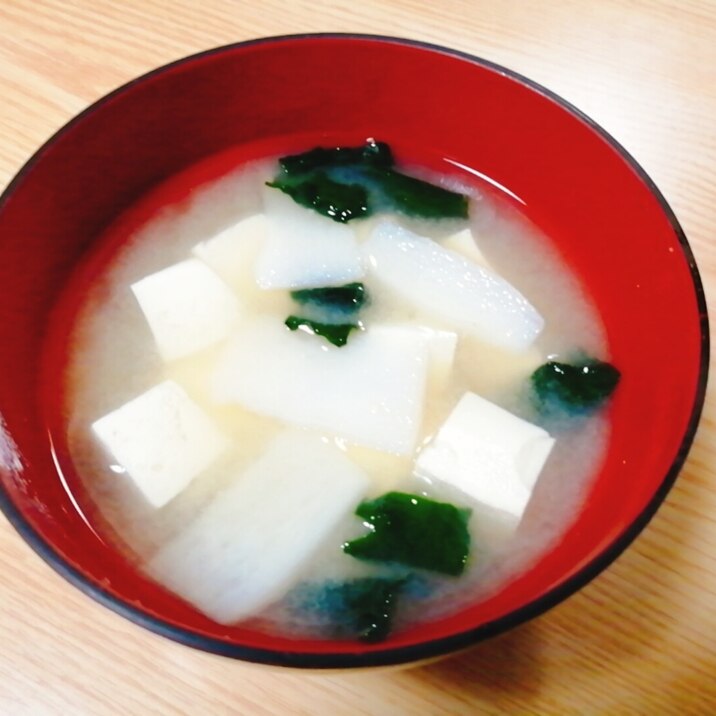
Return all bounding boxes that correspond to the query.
[0,35,708,669]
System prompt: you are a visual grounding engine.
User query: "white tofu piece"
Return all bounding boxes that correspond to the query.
[147,430,369,623]
[131,259,240,361]
[440,227,491,267]
[254,188,364,289]
[415,392,555,521]
[192,214,268,293]
[363,222,544,351]
[92,381,229,508]
[212,318,430,456]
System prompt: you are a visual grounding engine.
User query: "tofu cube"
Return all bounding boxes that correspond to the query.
[192,214,268,294]
[212,318,431,456]
[131,259,240,361]
[363,222,544,351]
[415,392,555,521]
[254,188,364,289]
[147,430,370,623]
[92,381,229,508]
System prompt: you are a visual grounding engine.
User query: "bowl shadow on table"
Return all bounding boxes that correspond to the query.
[390,453,711,706]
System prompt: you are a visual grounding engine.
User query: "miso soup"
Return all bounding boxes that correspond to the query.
[47,140,619,643]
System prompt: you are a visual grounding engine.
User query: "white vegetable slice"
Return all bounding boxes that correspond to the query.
[192,214,268,294]
[415,392,555,521]
[212,318,430,456]
[131,258,240,361]
[363,222,544,351]
[91,380,229,508]
[254,188,364,289]
[146,430,370,623]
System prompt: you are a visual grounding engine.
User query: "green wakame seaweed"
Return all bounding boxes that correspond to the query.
[531,359,621,414]
[361,166,469,219]
[343,492,471,576]
[278,140,394,176]
[268,140,469,222]
[290,283,367,315]
[267,171,370,223]
[303,577,407,643]
[284,315,358,347]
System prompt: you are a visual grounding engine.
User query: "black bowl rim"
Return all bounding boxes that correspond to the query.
[0,33,709,670]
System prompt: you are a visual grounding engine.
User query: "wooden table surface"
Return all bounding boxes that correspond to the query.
[1,1,714,714]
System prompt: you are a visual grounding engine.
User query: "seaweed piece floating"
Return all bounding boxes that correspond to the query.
[267,171,370,223]
[326,577,406,643]
[279,140,394,176]
[284,315,358,347]
[293,577,407,643]
[290,282,368,318]
[361,167,469,220]
[286,283,367,340]
[268,140,469,221]
[343,492,471,576]
[531,359,620,415]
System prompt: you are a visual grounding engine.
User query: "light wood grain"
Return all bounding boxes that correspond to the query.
[1,1,714,714]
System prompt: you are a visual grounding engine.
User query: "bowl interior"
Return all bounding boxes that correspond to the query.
[0,36,706,666]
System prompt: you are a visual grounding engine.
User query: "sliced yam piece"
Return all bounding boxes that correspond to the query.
[91,380,229,508]
[254,188,365,289]
[192,214,268,296]
[131,258,240,362]
[415,392,555,522]
[363,222,544,351]
[440,227,491,267]
[212,318,430,456]
[146,430,370,623]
